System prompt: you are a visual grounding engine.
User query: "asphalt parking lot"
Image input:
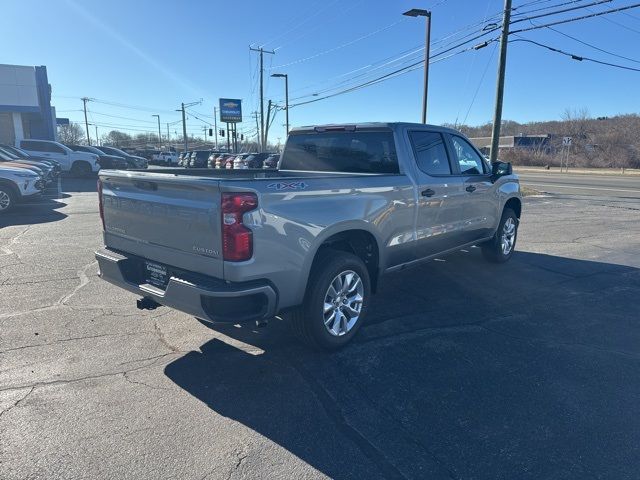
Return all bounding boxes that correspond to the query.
[1,177,639,479]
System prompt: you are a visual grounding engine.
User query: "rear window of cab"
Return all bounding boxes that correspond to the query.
[281,130,399,174]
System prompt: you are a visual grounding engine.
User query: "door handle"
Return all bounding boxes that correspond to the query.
[421,188,435,197]
[465,185,477,193]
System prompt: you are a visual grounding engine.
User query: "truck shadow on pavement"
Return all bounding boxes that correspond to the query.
[165,250,640,479]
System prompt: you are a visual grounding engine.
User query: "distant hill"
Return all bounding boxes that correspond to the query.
[444,113,640,169]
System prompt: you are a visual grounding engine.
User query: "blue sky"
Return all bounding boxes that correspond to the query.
[3,0,640,144]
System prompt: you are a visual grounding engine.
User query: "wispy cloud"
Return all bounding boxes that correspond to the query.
[64,0,205,100]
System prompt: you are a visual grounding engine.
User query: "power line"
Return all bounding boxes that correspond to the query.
[584,5,640,34]
[537,22,640,63]
[510,0,613,24]
[510,2,640,33]
[269,18,407,69]
[462,42,499,125]
[288,40,498,108]
[510,36,640,71]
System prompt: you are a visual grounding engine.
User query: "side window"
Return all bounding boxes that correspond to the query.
[409,131,451,175]
[451,136,486,175]
[21,140,43,152]
[46,143,65,154]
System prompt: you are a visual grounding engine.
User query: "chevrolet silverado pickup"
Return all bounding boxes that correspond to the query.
[96,123,522,349]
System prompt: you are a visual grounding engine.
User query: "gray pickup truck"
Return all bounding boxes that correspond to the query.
[96,123,521,349]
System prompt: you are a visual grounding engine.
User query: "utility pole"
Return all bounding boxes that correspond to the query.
[166,123,170,146]
[213,106,218,150]
[252,111,260,146]
[177,100,201,153]
[180,103,187,152]
[152,114,161,146]
[264,100,273,149]
[403,9,431,123]
[94,125,99,146]
[250,46,275,151]
[489,0,512,163]
[226,122,230,152]
[81,97,91,145]
[271,73,289,134]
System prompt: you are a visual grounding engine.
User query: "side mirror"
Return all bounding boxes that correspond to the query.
[491,161,512,181]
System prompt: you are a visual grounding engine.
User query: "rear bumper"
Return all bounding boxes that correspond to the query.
[95,247,278,323]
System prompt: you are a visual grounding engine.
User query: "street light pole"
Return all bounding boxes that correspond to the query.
[271,73,289,135]
[403,9,431,123]
[152,114,161,147]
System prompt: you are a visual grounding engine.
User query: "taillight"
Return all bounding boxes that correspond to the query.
[221,192,258,261]
[97,179,105,230]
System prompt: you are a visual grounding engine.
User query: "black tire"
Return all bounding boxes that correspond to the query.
[0,183,17,214]
[70,161,92,177]
[288,249,371,350]
[481,208,519,263]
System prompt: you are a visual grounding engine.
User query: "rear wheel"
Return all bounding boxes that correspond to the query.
[481,208,518,263]
[0,185,17,214]
[288,250,370,350]
[70,161,92,177]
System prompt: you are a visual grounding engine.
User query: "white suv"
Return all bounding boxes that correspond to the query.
[18,139,100,175]
[0,166,43,213]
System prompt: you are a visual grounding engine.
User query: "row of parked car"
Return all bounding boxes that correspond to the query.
[0,143,62,214]
[177,151,280,170]
[0,138,153,214]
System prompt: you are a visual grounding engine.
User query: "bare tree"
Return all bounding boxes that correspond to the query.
[57,123,85,144]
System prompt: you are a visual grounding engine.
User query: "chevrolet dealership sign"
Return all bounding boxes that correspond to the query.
[219,98,242,123]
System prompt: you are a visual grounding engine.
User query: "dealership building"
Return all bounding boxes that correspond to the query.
[0,64,57,146]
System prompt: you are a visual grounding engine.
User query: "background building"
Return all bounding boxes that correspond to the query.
[0,64,56,145]
[469,134,552,155]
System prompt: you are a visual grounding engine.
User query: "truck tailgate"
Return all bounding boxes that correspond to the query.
[99,171,224,279]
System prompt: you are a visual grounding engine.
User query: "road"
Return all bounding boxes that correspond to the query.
[518,171,640,198]
[1,177,640,479]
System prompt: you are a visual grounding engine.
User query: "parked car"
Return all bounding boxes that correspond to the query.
[17,139,100,175]
[210,153,232,169]
[96,122,522,350]
[189,150,213,168]
[95,146,147,169]
[0,146,55,183]
[67,145,129,170]
[0,165,43,213]
[242,152,272,169]
[262,153,280,169]
[232,153,254,170]
[0,144,62,176]
[152,151,179,165]
[177,151,192,167]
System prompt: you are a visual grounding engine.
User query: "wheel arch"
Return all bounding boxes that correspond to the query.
[300,224,382,302]
[504,196,522,218]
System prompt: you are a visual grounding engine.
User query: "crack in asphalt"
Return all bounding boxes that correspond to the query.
[0,262,98,320]
[0,386,34,420]
[286,351,412,480]
[122,371,172,392]
[0,225,32,256]
[0,351,179,396]
[0,331,154,355]
[154,319,180,353]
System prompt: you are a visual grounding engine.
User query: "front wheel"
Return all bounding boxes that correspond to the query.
[70,161,92,177]
[288,250,371,350]
[481,208,519,263]
[0,185,17,214]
